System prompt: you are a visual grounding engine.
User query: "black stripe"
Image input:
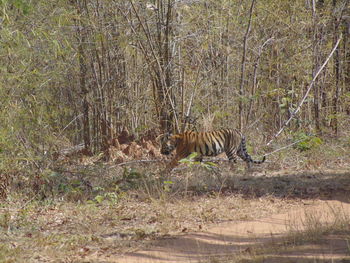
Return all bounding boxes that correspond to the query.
[205,142,210,155]
[217,131,225,145]
[212,140,217,154]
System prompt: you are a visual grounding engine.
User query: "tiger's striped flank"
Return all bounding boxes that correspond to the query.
[160,129,265,171]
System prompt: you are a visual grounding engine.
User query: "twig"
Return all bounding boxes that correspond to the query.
[19,193,39,210]
[246,37,274,123]
[245,114,263,130]
[58,114,83,138]
[115,159,162,167]
[118,159,161,166]
[17,135,41,170]
[263,138,305,157]
[267,34,342,146]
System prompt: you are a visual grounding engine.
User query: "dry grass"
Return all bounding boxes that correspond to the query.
[218,202,350,263]
[0,136,350,262]
[0,188,301,262]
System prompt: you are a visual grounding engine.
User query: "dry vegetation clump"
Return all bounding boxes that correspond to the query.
[54,130,163,165]
[0,173,11,200]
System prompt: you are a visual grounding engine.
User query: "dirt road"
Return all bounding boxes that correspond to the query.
[84,198,350,263]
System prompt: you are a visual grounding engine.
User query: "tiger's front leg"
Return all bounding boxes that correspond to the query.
[161,153,184,175]
[166,156,182,171]
[163,150,198,173]
[225,150,237,163]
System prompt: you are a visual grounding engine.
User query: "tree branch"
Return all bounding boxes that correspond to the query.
[267,34,342,146]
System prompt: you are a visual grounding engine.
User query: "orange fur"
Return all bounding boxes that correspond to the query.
[160,129,265,171]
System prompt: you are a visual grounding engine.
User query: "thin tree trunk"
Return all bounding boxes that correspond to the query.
[331,0,340,135]
[246,38,273,124]
[239,0,256,131]
[312,0,322,133]
[127,0,177,134]
[76,1,91,153]
[344,16,350,116]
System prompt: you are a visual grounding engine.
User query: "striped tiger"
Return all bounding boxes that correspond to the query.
[160,129,265,171]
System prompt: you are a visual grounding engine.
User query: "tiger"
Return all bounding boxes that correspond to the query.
[160,129,265,171]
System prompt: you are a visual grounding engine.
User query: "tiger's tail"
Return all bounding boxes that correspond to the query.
[237,136,266,164]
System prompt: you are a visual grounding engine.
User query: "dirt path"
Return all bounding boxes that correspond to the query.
[86,198,350,263]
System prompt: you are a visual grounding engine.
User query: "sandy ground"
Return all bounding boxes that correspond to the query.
[81,197,350,263]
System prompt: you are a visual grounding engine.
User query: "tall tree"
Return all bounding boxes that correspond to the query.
[74,0,91,153]
[127,0,178,135]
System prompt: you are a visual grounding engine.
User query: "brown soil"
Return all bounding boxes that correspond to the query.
[86,198,350,263]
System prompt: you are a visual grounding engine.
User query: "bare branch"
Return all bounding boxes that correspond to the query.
[117,159,162,166]
[264,138,305,157]
[267,34,343,146]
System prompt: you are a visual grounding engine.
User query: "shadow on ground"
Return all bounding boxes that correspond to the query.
[230,170,350,202]
[116,199,350,263]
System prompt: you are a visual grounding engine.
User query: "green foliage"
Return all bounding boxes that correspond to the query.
[293,132,323,152]
[179,152,218,171]
[92,191,119,204]
[214,111,231,122]
[279,96,294,113]
[178,152,199,165]
[0,0,76,175]
[163,180,174,192]
[36,169,93,201]
[120,167,143,190]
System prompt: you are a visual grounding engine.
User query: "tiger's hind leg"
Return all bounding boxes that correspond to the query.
[224,150,240,171]
[236,144,252,170]
[235,135,256,170]
[236,138,265,170]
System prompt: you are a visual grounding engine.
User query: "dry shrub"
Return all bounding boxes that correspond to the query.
[117,129,135,144]
[106,138,162,164]
[0,173,11,200]
[200,113,215,131]
[140,128,160,142]
[123,142,143,158]
[108,147,129,163]
[139,139,162,158]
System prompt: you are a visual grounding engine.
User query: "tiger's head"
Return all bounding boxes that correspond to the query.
[159,132,177,155]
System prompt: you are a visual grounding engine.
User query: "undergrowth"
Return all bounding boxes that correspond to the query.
[0,134,349,262]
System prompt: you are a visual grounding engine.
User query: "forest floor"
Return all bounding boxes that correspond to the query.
[1,139,350,262]
[114,198,350,263]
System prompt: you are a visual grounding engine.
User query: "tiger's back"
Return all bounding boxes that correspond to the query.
[160,129,265,171]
